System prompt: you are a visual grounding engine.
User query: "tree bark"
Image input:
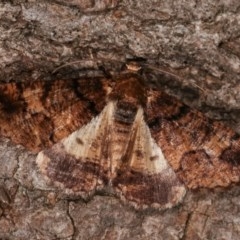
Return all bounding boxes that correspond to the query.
[0,0,240,239]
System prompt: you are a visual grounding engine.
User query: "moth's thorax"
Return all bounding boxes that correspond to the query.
[108,74,147,108]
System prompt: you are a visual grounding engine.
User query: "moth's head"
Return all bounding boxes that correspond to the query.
[108,73,147,108]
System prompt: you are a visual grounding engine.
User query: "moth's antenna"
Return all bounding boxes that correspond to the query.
[52,58,206,93]
[142,64,180,79]
[142,63,206,93]
[52,57,126,74]
[52,60,97,74]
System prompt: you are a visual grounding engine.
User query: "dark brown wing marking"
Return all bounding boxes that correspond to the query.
[0,78,110,152]
[37,101,114,199]
[147,90,240,189]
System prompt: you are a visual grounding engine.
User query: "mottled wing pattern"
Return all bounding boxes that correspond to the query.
[3,72,240,210]
[147,90,240,189]
[0,78,110,152]
[112,107,186,209]
[37,100,186,209]
[36,102,115,197]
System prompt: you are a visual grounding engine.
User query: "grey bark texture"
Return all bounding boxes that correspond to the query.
[0,0,240,239]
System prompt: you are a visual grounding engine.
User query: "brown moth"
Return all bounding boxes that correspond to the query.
[0,68,239,210]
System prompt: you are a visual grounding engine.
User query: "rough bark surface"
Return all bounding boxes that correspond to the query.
[0,0,240,239]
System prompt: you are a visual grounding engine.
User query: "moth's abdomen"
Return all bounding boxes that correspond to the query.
[109,101,138,171]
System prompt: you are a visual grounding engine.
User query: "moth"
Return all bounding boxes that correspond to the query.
[0,66,239,210]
